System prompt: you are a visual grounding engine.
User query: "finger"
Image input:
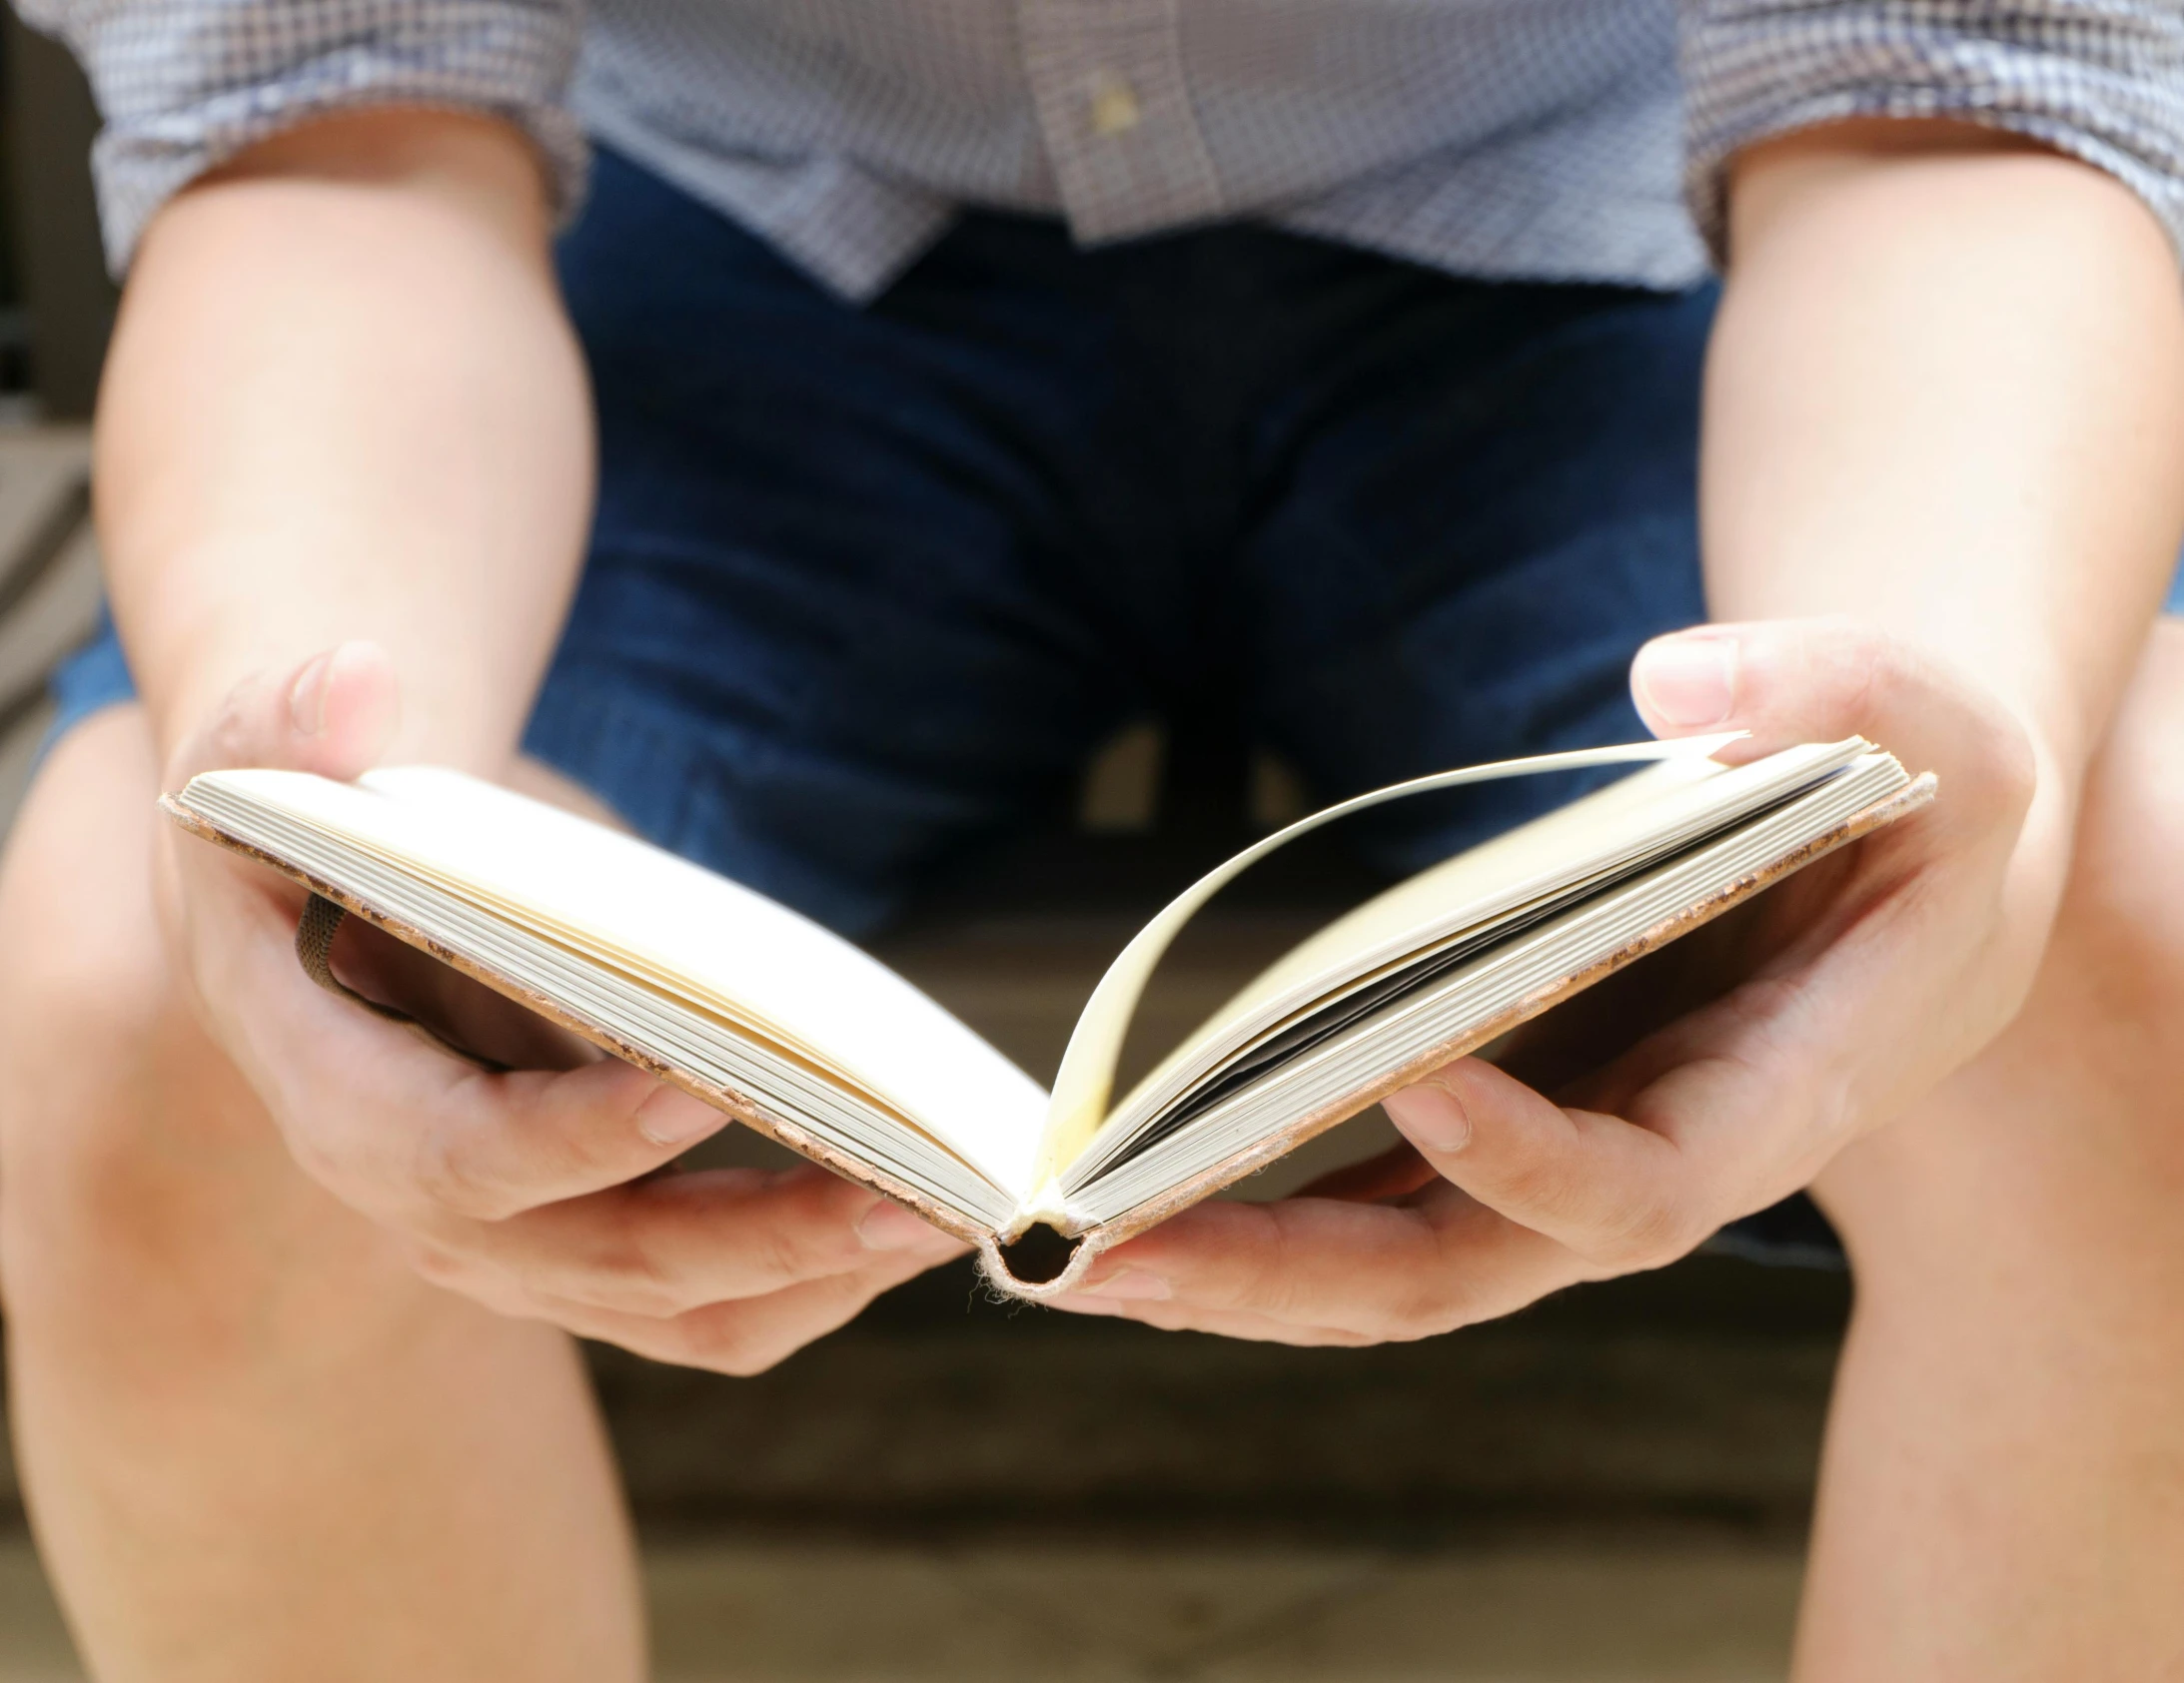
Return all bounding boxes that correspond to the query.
[1290,1140,1438,1203]
[157,642,405,1012]
[1544,938,1946,1205]
[1382,1057,1704,1271]
[1630,616,2033,849]
[1065,1189,1592,1342]
[164,639,401,791]
[410,1060,726,1220]
[434,1165,964,1317]
[473,1261,935,1376]
[199,899,735,1222]
[1047,1289,1383,1347]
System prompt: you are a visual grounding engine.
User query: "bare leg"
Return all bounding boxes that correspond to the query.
[0,708,644,1681]
[1799,619,2184,1678]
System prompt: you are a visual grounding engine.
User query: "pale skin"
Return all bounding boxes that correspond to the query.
[0,103,2176,1683]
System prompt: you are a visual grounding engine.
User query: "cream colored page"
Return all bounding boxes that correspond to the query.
[1221,759,1726,1010]
[1028,734,1747,1198]
[1101,737,1865,1135]
[202,767,1050,1197]
[1092,758,1723,1133]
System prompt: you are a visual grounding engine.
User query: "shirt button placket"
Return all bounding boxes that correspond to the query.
[1017,0,1226,243]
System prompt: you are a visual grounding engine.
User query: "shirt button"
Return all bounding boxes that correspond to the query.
[1086,72,1142,137]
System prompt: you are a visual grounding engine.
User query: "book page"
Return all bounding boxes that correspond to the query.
[198,767,1052,1198]
[1025,734,1748,1204]
[1094,738,1868,1143]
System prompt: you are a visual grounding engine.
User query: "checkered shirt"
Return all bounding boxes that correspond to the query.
[22,0,2184,297]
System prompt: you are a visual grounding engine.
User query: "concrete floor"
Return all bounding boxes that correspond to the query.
[0,1244,1838,1681]
[0,1536,1803,1681]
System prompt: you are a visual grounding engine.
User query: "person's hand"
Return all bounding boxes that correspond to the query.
[156,642,963,1372]
[1053,617,2051,1344]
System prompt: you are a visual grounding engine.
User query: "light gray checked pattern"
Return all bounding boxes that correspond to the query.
[21,0,2184,297]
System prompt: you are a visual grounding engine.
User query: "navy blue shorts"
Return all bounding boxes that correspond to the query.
[61,147,1720,928]
[50,148,2183,1266]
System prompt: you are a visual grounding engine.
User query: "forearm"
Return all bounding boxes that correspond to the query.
[96,107,593,774]
[1704,121,2184,796]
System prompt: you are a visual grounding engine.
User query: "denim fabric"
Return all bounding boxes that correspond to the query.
[516,148,1713,932]
[47,616,132,743]
[54,153,1719,924]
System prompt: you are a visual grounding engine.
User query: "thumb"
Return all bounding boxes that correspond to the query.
[165,640,402,792]
[154,640,403,1029]
[1629,615,2030,846]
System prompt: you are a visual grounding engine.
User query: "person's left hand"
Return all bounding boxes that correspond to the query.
[1051,617,2059,1344]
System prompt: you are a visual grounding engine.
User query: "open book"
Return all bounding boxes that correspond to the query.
[164,735,1928,1296]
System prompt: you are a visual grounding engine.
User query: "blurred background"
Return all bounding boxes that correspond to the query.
[0,26,1849,1681]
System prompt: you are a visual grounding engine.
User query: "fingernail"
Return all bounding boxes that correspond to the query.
[857,1199,939,1251]
[1636,634,1737,728]
[289,652,334,736]
[634,1087,721,1148]
[1386,1075,1473,1154]
[1077,1267,1171,1300]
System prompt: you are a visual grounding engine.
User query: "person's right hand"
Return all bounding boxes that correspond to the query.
[156,641,963,1373]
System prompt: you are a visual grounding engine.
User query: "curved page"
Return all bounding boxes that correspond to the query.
[1093,738,1868,1147]
[1032,733,1745,1190]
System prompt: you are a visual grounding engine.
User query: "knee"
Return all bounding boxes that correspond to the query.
[2042,619,2184,1016]
[0,851,188,1250]
[0,713,286,1322]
